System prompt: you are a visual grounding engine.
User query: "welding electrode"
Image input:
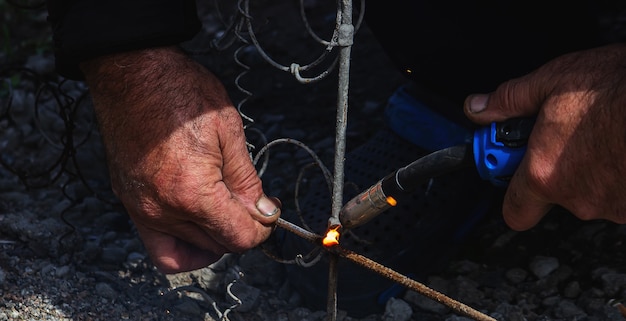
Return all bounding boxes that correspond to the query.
[339,118,535,229]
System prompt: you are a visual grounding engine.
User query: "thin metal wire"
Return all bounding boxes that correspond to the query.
[242,0,336,75]
[235,0,366,84]
[252,138,333,184]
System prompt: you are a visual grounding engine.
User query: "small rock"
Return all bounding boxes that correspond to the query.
[55,265,71,278]
[288,307,313,321]
[25,53,55,74]
[541,295,560,307]
[505,267,528,284]
[529,256,559,279]
[80,196,104,215]
[100,246,127,264]
[494,302,527,321]
[50,199,73,215]
[599,271,626,296]
[173,299,204,316]
[404,290,449,315]
[40,263,55,277]
[122,237,143,253]
[549,265,574,284]
[102,231,117,242]
[95,282,118,300]
[450,276,484,306]
[553,299,587,319]
[95,211,129,228]
[382,297,412,321]
[449,260,480,275]
[490,230,518,248]
[126,251,145,263]
[563,281,581,298]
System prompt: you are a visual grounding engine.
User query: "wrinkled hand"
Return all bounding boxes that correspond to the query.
[464,44,626,231]
[81,46,280,273]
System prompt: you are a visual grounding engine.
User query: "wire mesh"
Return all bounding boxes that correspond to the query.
[0,1,495,320]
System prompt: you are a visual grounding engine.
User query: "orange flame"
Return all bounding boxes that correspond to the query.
[322,226,340,247]
[386,196,397,207]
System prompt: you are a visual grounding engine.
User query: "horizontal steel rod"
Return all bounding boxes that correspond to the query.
[275,218,496,321]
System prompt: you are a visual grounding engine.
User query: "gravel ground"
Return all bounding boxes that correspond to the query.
[2,1,626,321]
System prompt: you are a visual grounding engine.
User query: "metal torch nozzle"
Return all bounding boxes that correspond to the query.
[338,144,473,230]
[339,180,396,229]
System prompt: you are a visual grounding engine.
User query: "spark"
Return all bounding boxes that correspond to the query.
[322,226,340,247]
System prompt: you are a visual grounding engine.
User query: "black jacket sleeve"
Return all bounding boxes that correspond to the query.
[46,0,202,80]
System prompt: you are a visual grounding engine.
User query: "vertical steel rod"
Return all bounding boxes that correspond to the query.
[330,0,354,224]
[327,0,354,320]
[326,255,339,321]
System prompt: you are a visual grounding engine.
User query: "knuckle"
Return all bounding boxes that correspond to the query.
[567,201,604,222]
[494,80,521,111]
[522,163,553,198]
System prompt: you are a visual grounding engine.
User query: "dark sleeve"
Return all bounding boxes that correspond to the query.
[46,0,202,80]
[364,0,603,106]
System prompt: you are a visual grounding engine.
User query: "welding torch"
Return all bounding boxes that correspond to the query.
[339,117,535,230]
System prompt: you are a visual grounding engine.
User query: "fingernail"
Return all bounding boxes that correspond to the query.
[469,94,489,113]
[256,195,279,217]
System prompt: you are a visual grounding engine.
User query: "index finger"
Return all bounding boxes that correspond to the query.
[501,161,554,231]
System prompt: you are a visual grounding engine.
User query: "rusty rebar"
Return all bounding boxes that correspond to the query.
[327,245,497,321]
[275,218,496,321]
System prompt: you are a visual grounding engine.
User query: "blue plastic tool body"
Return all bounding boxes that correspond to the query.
[473,122,528,187]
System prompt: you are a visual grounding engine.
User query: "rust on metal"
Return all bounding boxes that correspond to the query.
[275,218,496,321]
[327,245,496,321]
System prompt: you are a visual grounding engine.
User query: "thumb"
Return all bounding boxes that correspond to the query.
[463,77,544,125]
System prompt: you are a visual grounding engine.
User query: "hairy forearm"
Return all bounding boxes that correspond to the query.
[80,47,184,179]
[79,46,235,191]
[82,47,229,140]
[81,46,194,130]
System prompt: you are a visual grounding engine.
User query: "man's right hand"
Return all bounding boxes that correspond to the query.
[464,44,626,231]
[81,46,281,273]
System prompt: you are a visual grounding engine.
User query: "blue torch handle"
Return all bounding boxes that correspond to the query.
[473,118,535,187]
